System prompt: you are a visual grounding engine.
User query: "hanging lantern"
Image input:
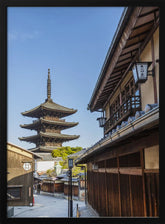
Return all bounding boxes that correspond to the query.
[68,158,73,169]
[132,62,152,85]
[97,117,106,127]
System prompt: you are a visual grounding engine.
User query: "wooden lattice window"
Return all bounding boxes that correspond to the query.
[106,158,117,168]
[110,95,120,117]
[125,78,137,98]
[7,186,22,200]
[122,90,126,103]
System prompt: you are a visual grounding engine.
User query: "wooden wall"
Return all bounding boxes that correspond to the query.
[64,183,79,197]
[87,170,159,217]
[41,181,64,193]
[55,182,64,193]
[41,182,54,193]
[86,131,159,217]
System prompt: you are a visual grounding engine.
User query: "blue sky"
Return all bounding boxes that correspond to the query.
[7,7,124,150]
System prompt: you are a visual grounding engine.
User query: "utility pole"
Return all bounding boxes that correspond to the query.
[68,158,73,218]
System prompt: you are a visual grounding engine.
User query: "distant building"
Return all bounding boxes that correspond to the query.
[76,7,159,217]
[7,142,41,206]
[67,148,87,162]
[36,154,62,173]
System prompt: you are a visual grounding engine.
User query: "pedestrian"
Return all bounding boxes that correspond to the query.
[37,184,41,194]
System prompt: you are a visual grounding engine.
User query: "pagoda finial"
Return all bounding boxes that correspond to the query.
[47,68,51,100]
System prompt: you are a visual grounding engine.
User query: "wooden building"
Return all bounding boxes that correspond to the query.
[7,142,41,206]
[19,69,79,160]
[63,178,79,197]
[41,178,64,193]
[76,7,159,217]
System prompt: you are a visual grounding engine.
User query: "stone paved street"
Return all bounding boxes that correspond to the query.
[13,193,86,218]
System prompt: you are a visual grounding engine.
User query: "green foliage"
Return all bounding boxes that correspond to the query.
[46,168,56,177]
[72,166,84,177]
[51,146,83,176]
[59,160,68,169]
[51,150,61,158]
[51,146,82,159]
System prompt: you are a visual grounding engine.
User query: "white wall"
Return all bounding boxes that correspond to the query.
[36,161,55,172]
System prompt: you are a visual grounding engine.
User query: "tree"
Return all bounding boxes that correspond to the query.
[51,146,84,176]
[51,146,82,159]
[51,150,61,158]
[46,168,56,177]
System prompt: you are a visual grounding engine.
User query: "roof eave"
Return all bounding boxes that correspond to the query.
[88,7,134,112]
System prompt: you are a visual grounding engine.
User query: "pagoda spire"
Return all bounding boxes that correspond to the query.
[47,68,51,100]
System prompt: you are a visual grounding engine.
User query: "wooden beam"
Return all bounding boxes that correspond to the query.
[106,74,122,83]
[117,55,134,64]
[144,169,159,173]
[113,62,130,72]
[139,8,159,18]
[124,39,144,49]
[106,168,118,174]
[119,167,142,176]
[128,29,150,40]
[120,48,137,57]
[93,167,143,176]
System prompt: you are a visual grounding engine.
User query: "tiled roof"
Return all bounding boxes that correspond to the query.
[68,148,87,158]
[33,152,62,161]
[18,132,79,140]
[20,118,78,130]
[40,131,79,140]
[19,131,79,142]
[22,99,77,118]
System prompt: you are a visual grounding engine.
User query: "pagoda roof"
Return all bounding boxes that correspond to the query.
[21,99,77,118]
[20,118,79,130]
[30,147,60,153]
[19,131,80,143]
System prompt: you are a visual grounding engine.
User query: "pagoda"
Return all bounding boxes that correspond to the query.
[19,69,79,156]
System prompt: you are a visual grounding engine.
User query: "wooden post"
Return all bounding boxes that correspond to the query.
[129,175,133,216]
[140,148,147,216]
[97,171,100,213]
[117,156,122,216]
[105,160,109,216]
[151,36,158,104]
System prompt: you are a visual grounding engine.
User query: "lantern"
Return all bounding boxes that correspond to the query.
[132,62,152,85]
[68,158,73,169]
[97,117,106,127]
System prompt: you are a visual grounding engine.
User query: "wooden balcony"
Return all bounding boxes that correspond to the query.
[104,95,141,134]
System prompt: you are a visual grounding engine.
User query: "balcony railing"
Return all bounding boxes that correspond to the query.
[104,95,141,134]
